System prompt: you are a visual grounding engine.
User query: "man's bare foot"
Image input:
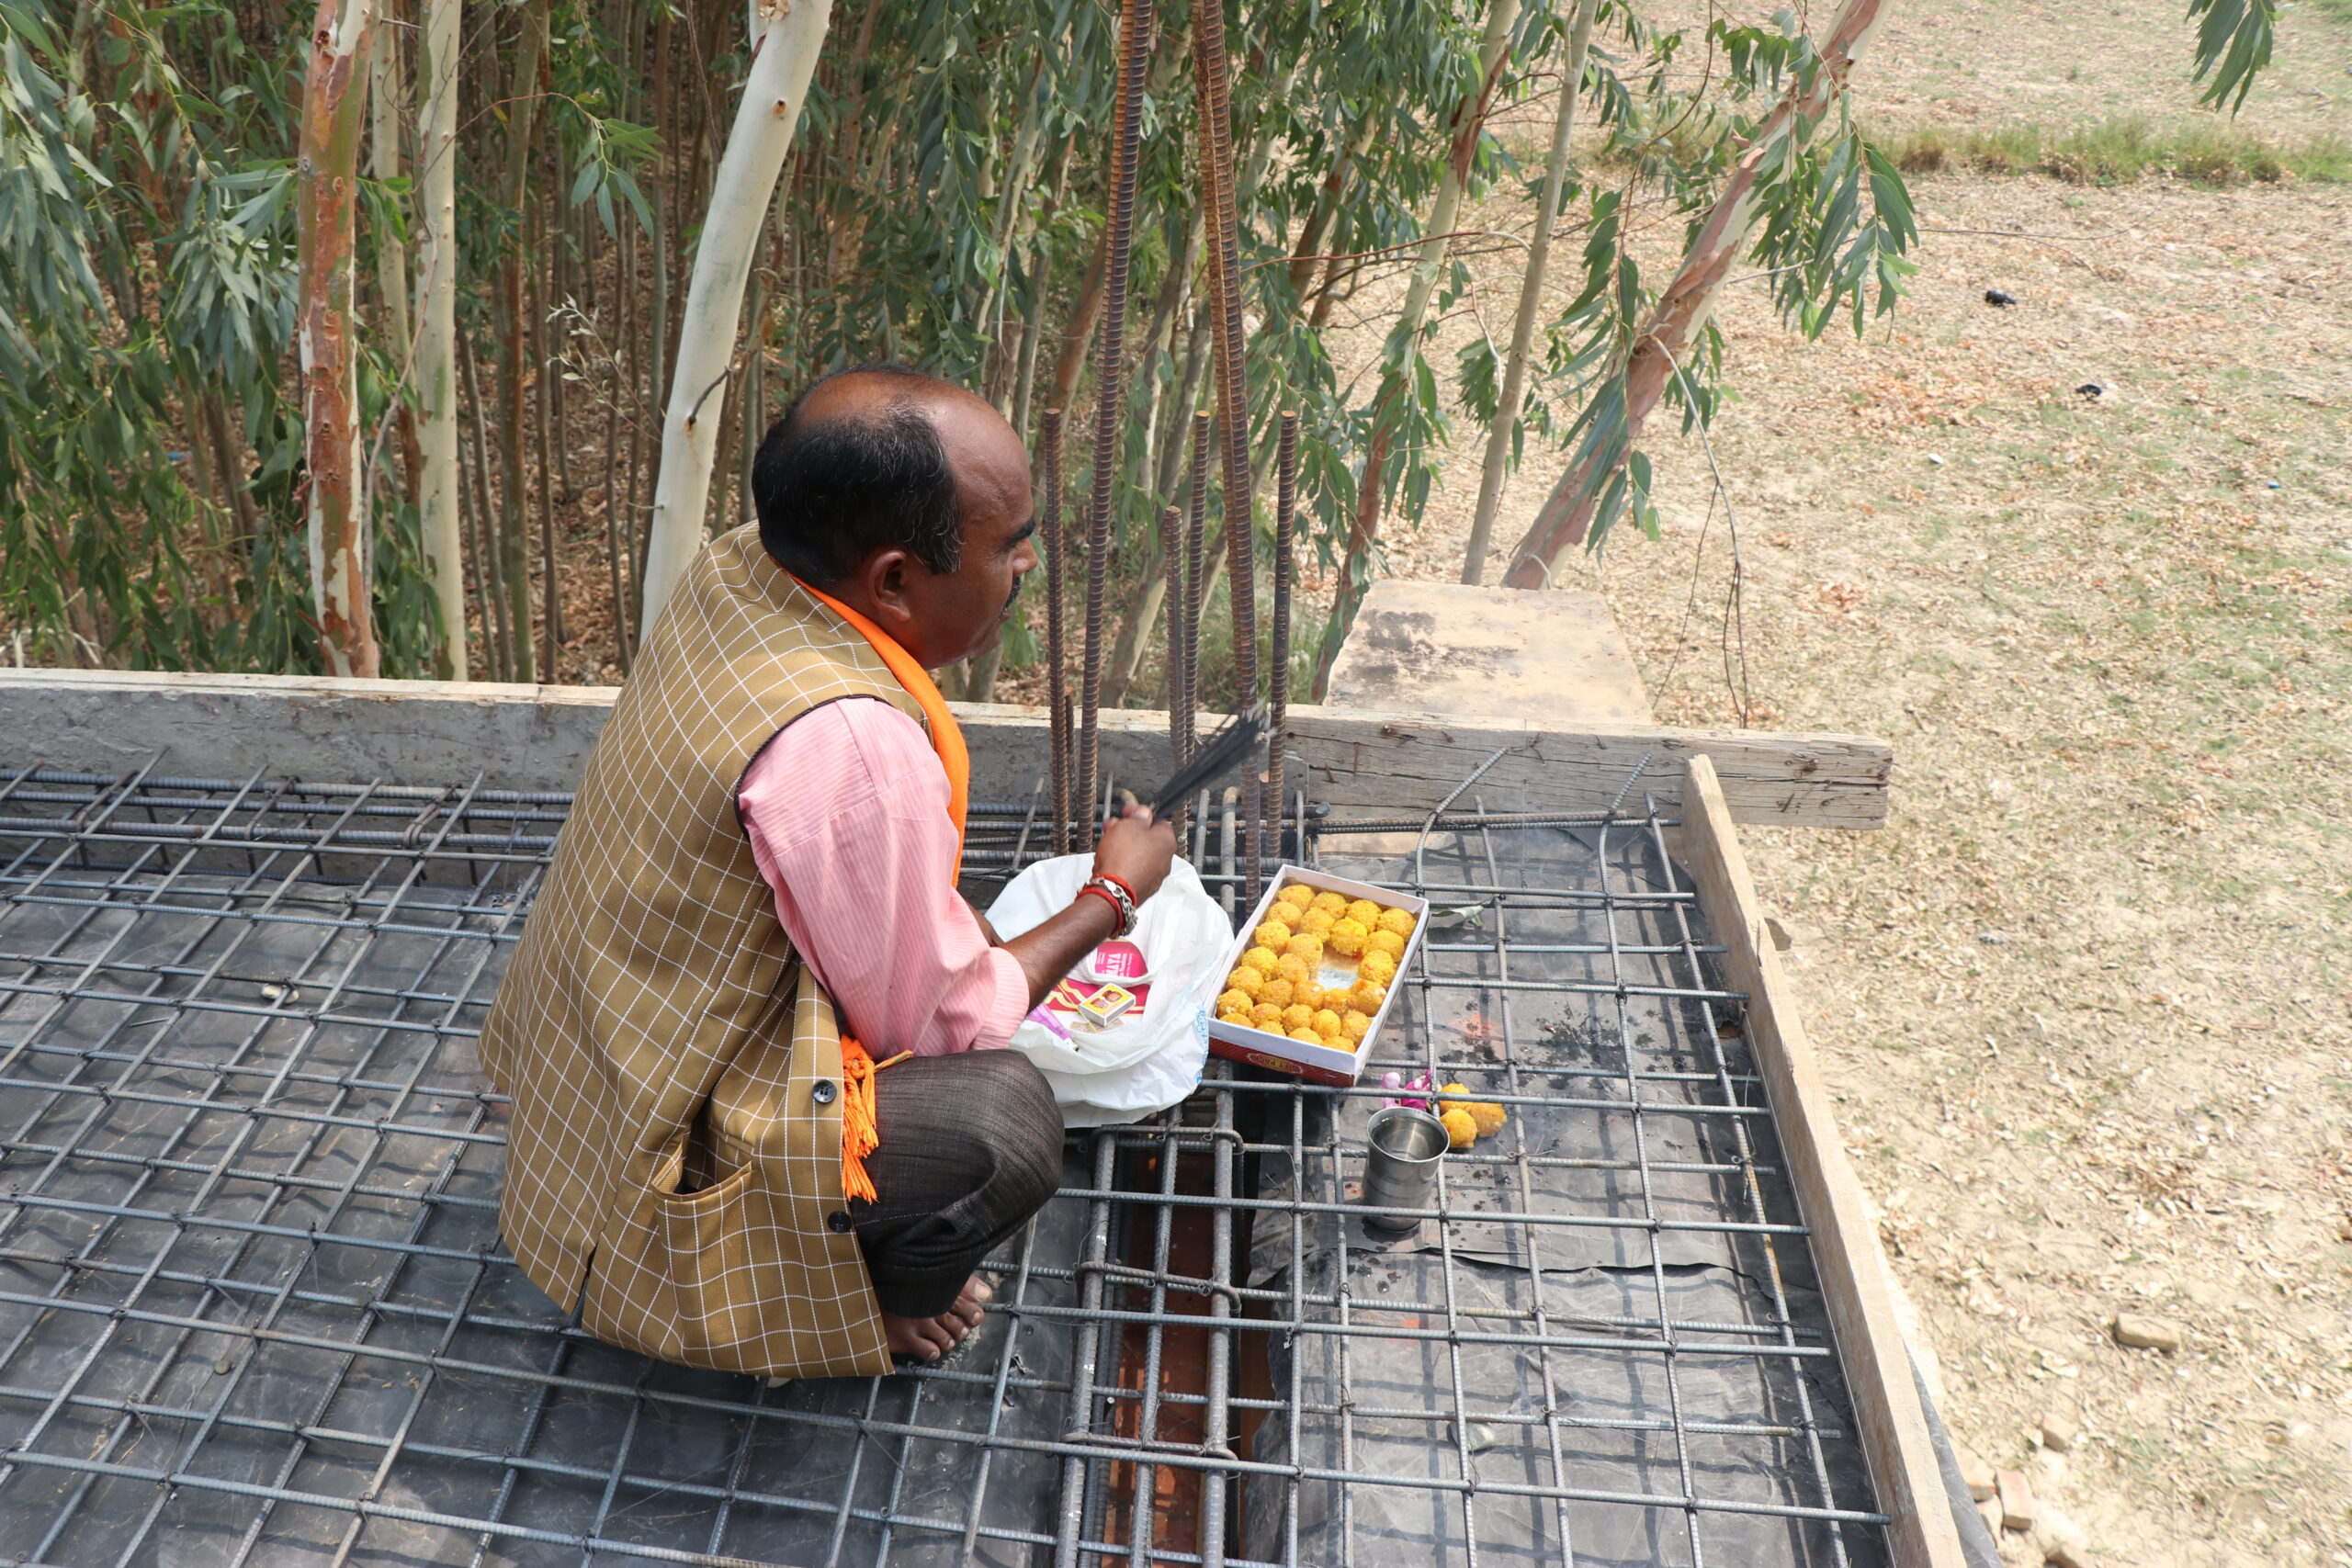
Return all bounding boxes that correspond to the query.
[878,1274,993,1362]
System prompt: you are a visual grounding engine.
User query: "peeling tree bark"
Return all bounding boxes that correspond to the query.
[414,0,463,676]
[640,0,836,632]
[1501,0,1886,588]
[298,0,380,679]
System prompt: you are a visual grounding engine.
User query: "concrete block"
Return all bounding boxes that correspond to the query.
[1325,581,1654,724]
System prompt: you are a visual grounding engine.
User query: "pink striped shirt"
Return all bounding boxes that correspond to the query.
[738,698,1028,1056]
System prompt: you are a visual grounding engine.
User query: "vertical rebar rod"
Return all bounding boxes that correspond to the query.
[1041,408,1071,853]
[1267,411,1296,865]
[1190,0,1261,908]
[1079,0,1155,840]
[1179,411,1209,771]
[1055,1131,1122,1568]
[1597,805,1711,1568]
[1189,0,1255,694]
[1163,503,1186,780]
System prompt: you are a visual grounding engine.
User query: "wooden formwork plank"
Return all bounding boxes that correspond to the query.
[0,671,1894,828]
[1277,707,1889,829]
[1672,754,1962,1568]
[956,704,1891,828]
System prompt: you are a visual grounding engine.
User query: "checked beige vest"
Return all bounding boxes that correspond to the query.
[480,525,924,1380]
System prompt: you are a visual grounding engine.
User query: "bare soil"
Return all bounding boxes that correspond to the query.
[1341,6,2352,1562]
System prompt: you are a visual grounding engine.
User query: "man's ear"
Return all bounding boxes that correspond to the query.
[860,546,917,631]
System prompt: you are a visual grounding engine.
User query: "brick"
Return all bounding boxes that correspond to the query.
[1996,1467,2037,1533]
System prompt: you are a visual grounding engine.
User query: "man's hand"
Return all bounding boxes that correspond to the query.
[1094,803,1178,905]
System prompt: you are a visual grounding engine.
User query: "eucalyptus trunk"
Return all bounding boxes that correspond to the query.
[1462,0,1599,585]
[1315,0,1522,694]
[640,0,836,631]
[414,0,465,675]
[1502,0,1888,585]
[297,0,380,679]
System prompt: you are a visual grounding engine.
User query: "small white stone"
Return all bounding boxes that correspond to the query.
[2109,1313,2184,1352]
[2039,1411,2079,1452]
[2033,1501,2091,1567]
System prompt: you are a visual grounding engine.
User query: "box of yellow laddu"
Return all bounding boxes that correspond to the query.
[1204,865,1427,1087]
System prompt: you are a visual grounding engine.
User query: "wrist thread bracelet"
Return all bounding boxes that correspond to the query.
[1075,884,1128,936]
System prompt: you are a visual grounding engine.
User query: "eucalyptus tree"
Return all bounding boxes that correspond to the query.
[1483,0,2284,588]
[641,0,835,632]
[0,0,2291,697]
[296,0,379,678]
[415,0,463,678]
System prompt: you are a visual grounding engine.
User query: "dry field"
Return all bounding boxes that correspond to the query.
[1343,4,2352,1562]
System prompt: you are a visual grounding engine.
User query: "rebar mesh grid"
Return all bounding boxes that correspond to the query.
[0,760,1886,1567]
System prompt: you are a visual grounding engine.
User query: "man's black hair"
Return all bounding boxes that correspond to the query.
[752,365,962,587]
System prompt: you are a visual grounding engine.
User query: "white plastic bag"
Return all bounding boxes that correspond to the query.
[985,853,1230,1127]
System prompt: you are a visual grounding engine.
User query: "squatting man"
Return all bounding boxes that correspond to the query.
[482,367,1177,1372]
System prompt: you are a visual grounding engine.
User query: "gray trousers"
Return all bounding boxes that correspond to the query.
[850,1049,1064,1317]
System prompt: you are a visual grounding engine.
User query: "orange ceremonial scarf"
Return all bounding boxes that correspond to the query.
[792,576,973,1204]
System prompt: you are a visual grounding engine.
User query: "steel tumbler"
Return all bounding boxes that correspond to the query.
[1360,1106,1447,1234]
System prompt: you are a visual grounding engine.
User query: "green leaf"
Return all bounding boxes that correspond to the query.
[2185,0,2274,113]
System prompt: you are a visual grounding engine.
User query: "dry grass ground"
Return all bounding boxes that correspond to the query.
[1340,5,2352,1563]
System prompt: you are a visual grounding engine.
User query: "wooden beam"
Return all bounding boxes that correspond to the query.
[1671,755,1962,1568]
[1278,705,1888,828]
[0,671,1893,828]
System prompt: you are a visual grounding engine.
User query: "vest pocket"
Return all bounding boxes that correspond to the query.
[587,1130,780,1367]
[576,982,888,1379]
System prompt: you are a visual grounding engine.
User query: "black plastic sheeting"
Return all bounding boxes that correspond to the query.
[1233,826,1887,1568]
[0,818,1093,1567]
[0,768,1903,1566]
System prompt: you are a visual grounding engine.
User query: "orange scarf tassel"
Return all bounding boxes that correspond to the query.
[839,1035,910,1205]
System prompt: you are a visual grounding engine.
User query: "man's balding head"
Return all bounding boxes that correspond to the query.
[751,366,1038,670]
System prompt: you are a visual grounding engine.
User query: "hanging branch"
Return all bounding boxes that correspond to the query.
[297,0,380,679]
[639,0,837,632]
[414,0,465,676]
[1076,0,1154,839]
[1501,0,1890,586]
[1462,0,1599,587]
